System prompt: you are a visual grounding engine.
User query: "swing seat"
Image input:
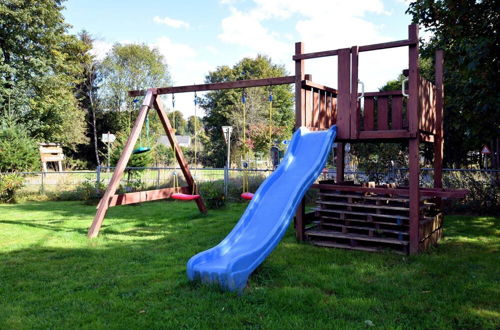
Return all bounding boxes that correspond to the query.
[241,192,254,200]
[132,146,151,154]
[171,193,200,201]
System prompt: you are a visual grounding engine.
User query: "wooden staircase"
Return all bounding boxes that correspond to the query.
[304,185,442,254]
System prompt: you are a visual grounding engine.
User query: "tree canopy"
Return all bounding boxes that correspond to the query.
[407,0,499,167]
[0,0,89,149]
[201,55,294,167]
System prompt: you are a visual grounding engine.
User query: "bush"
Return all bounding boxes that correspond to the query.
[0,174,24,203]
[444,171,500,215]
[0,123,40,172]
[199,181,225,209]
[56,179,104,203]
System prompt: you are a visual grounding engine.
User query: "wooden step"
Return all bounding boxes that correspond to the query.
[319,215,408,227]
[310,240,406,255]
[316,200,410,211]
[320,222,409,236]
[313,208,409,220]
[318,192,409,203]
[305,229,409,245]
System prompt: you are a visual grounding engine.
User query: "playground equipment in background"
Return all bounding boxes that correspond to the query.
[39,143,64,172]
[93,24,468,292]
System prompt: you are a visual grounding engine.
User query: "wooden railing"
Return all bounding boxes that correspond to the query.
[302,80,337,130]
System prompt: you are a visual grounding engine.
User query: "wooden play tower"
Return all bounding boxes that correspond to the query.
[293,24,466,254]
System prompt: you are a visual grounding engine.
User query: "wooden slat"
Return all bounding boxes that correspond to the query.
[129,76,296,97]
[312,89,320,127]
[434,50,444,189]
[314,208,409,220]
[377,97,389,130]
[319,91,326,129]
[361,90,405,97]
[318,192,409,202]
[293,38,416,60]
[350,46,360,138]
[358,130,412,139]
[295,42,305,128]
[312,184,468,199]
[317,200,409,211]
[302,80,337,94]
[337,48,351,139]
[321,223,409,236]
[306,230,409,245]
[107,187,190,207]
[319,215,408,227]
[392,96,403,129]
[363,97,374,131]
[408,24,419,136]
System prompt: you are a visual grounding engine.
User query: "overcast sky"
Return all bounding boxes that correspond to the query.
[63,0,415,117]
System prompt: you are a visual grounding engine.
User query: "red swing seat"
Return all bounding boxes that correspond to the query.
[241,192,254,200]
[171,193,200,201]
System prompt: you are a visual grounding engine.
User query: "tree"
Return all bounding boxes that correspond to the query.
[201,55,294,167]
[0,0,89,149]
[0,121,40,172]
[99,43,171,136]
[167,110,187,135]
[407,0,500,167]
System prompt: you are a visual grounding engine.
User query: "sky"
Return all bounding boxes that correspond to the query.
[63,0,414,117]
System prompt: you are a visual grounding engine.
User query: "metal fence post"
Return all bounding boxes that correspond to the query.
[157,168,160,188]
[224,166,228,198]
[95,166,101,194]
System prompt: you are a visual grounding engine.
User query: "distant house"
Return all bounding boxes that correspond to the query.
[157,135,191,148]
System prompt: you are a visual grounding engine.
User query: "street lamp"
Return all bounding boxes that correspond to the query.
[221,126,233,198]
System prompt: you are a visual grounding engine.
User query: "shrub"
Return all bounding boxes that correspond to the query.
[0,174,24,203]
[0,123,40,172]
[199,181,225,209]
[55,179,104,203]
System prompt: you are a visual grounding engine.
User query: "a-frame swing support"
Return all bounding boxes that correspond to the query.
[88,89,207,238]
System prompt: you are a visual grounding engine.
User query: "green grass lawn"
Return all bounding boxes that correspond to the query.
[0,201,498,329]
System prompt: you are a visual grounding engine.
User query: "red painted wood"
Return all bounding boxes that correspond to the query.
[408,24,419,135]
[302,80,337,94]
[319,91,326,129]
[377,97,389,130]
[350,46,360,138]
[361,90,405,97]
[358,130,411,139]
[295,199,306,241]
[337,48,351,139]
[108,186,190,206]
[311,184,468,199]
[364,97,374,131]
[392,96,403,129]
[336,143,345,183]
[129,76,296,97]
[418,77,436,134]
[171,193,200,201]
[293,39,415,60]
[434,50,444,189]
[312,89,320,127]
[295,42,305,128]
[409,138,420,254]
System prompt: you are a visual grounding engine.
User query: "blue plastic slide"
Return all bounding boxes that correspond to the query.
[187,126,337,292]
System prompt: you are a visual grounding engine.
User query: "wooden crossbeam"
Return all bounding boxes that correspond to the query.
[128,76,295,97]
[106,187,190,207]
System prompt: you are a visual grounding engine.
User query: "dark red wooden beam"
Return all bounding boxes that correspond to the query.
[128,76,296,97]
[107,187,191,207]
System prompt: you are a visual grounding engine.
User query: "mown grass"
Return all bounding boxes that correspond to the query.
[0,201,498,329]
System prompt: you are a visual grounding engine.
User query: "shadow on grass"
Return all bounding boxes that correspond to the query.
[0,202,498,329]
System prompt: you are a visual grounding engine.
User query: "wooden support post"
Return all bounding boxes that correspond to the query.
[88,90,154,238]
[409,138,420,254]
[434,50,444,189]
[336,143,345,184]
[295,198,306,241]
[153,97,207,214]
[408,24,419,137]
[295,42,305,129]
[337,48,351,139]
[350,46,360,139]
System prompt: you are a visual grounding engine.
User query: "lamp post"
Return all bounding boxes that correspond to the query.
[101,132,116,172]
[222,126,233,198]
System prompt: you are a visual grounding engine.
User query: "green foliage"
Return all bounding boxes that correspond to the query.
[199,181,226,209]
[99,43,171,136]
[0,173,23,203]
[407,0,500,167]
[168,110,187,135]
[0,201,498,328]
[0,123,40,172]
[201,55,294,167]
[110,133,153,177]
[0,0,89,149]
